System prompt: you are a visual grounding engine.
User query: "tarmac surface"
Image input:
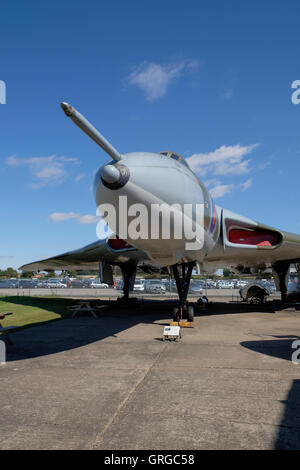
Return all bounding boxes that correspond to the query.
[0,287,243,298]
[0,296,300,450]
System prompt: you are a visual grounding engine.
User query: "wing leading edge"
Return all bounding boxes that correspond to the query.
[20,238,150,272]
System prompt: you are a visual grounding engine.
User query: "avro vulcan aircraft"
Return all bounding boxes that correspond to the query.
[21,102,300,321]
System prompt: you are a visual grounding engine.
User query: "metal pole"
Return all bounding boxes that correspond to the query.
[61,102,122,162]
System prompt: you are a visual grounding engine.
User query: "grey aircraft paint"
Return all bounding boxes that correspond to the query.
[21,103,300,287]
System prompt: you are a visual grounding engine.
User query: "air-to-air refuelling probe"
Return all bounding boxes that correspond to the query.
[21,102,300,320]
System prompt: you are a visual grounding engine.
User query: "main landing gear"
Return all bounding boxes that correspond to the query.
[117,263,137,305]
[172,262,195,322]
[273,262,290,304]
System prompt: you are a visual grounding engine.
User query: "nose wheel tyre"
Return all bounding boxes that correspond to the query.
[187,305,194,322]
[172,307,180,322]
[172,304,194,322]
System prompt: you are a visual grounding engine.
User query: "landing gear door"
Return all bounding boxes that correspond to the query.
[99,261,114,285]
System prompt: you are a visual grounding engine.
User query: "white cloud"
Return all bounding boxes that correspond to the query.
[127,59,199,102]
[207,178,253,199]
[213,159,252,177]
[49,212,79,222]
[49,212,100,224]
[59,157,79,163]
[203,178,221,188]
[74,173,86,182]
[35,166,65,180]
[77,214,101,224]
[7,155,80,188]
[186,144,260,199]
[209,184,234,199]
[186,144,258,176]
[239,178,253,190]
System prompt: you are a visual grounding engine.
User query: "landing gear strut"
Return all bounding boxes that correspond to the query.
[117,263,137,304]
[172,262,195,322]
[273,262,290,303]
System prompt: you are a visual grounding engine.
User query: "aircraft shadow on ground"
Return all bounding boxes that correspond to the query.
[2,296,294,361]
[202,301,278,315]
[241,335,300,448]
[2,297,175,361]
[240,335,300,361]
[275,379,300,449]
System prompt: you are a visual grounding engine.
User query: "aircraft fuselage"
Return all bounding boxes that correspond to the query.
[94,151,220,266]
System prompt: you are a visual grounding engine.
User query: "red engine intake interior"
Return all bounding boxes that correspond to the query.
[228,229,281,246]
[108,236,133,250]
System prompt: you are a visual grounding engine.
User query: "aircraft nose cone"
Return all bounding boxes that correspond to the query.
[100,163,130,189]
[101,165,121,184]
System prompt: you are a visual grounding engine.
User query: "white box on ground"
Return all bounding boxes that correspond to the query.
[163,325,181,341]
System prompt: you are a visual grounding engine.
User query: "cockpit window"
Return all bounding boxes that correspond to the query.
[180,159,189,168]
[159,151,190,168]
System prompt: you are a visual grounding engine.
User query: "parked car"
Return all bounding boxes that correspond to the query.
[257,280,276,293]
[145,280,166,294]
[18,279,38,288]
[0,279,15,288]
[81,279,93,287]
[234,280,248,288]
[46,279,67,288]
[67,280,85,288]
[90,280,109,288]
[188,280,203,295]
[287,281,300,292]
[9,279,20,288]
[35,280,48,288]
[217,281,234,289]
[133,279,145,291]
[161,279,177,292]
[114,279,123,290]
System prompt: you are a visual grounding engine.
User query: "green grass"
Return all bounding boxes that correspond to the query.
[0,296,79,330]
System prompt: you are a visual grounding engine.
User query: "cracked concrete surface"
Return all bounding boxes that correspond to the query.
[0,299,299,449]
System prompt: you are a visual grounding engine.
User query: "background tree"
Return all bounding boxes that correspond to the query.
[20,271,34,278]
[0,267,18,278]
[223,268,231,278]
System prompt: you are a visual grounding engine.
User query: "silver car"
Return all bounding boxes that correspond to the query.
[46,279,67,288]
[145,280,166,294]
[90,280,109,288]
[188,280,204,295]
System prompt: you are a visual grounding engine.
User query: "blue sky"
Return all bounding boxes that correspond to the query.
[1,0,300,269]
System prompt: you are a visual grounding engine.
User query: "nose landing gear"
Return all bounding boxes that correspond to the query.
[172,262,195,322]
